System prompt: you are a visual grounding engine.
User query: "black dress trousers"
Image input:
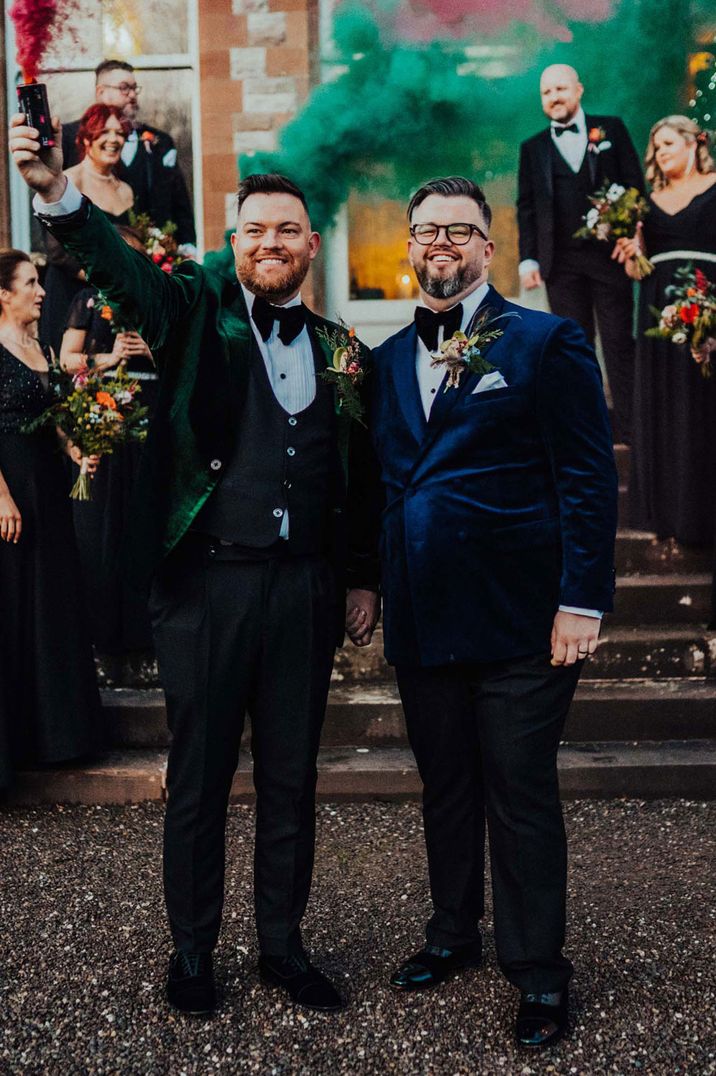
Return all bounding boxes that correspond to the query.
[149,535,337,956]
[395,651,581,994]
[546,248,635,444]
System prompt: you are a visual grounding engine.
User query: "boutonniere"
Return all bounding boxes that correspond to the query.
[141,130,157,153]
[587,126,612,153]
[316,322,367,424]
[431,309,517,391]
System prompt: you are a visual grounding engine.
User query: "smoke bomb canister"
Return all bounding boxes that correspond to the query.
[16,82,55,148]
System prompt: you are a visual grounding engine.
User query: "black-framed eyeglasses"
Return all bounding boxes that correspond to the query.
[99,82,141,95]
[410,222,488,245]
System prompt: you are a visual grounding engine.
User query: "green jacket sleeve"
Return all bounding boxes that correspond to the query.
[39,197,204,355]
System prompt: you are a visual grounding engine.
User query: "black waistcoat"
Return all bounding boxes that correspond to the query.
[194,333,340,554]
[551,141,599,251]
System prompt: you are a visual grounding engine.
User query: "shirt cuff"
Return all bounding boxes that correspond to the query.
[559,605,603,620]
[33,177,82,217]
[518,259,540,277]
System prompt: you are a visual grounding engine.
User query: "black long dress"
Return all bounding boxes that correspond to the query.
[65,289,159,653]
[629,183,716,545]
[0,343,101,789]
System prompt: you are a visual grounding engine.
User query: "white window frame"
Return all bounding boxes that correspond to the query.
[4,0,203,254]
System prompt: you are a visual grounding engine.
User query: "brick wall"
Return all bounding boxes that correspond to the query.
[198,0,318,254]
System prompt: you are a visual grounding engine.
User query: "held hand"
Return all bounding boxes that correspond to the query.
[0,492,22,543]
[521,269,543,291]
[121,331,152,359]
[346,588,380,648]
[550,610,601,667]
[8,113,66,200]
[69,447,101,475]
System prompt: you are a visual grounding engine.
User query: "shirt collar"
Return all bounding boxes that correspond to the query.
[419,279,490,332]
[240,283,303,313]
[551,107,586,134]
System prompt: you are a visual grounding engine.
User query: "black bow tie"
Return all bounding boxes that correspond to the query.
[252,295,307,345]
[553,122,579,137]
[414,304,463,352]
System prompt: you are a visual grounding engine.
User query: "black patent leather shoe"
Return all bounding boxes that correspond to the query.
[515,988,568,1048]
[259,952,346,1012]
[166,951,216,1016]
[389,942,482,992]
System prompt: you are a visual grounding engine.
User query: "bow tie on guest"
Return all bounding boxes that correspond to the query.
[414,303,463,352]
[553,122,579,137]
[252,295,307,345]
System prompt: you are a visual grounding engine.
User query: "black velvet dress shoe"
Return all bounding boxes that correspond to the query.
[515,988,568,1048]
[259,953,345,1012]
[389,942,482,992]
[166,951,216,1016]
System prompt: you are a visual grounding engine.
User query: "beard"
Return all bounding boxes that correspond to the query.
[235,250,311,303]
[414,258,482,300]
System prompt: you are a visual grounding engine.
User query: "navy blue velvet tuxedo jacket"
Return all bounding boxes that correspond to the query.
[371,286,618,667]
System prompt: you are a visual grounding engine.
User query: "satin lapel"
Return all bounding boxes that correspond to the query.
[537,129,554,197]
[216,280,253,404]
[391,323,428,445]
[305,309,351,478]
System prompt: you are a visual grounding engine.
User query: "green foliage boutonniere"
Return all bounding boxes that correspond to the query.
[316,322,367,424]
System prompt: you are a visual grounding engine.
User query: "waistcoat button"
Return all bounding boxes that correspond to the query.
[287,447,296,457]
[273,508,284,518]
[210,459,222,471]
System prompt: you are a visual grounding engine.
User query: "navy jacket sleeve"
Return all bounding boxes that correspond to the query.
[536,318,618,611]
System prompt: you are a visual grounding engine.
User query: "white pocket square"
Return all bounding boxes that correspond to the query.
[472,371,509,394]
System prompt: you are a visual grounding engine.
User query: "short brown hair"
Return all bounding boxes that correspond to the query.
[407,176,492,230]
[95,59,134,82]
[237,173,310,217]
[0,249,32,292]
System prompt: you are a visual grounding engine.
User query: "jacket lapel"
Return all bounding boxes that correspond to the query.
[391,323,428,445]
[536,129,554,197]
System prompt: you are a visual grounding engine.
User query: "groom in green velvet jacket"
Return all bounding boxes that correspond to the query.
[10,113,381,1016]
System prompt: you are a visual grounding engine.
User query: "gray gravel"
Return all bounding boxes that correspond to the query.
[0,800,714,1075]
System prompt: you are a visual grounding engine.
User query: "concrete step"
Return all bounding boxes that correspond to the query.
[616,531,712,575]
[611,574,712,625]
[615,443,629,485]
[7,740,716,805]
[103,678,716,750]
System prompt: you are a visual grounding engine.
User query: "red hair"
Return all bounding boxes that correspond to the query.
[75,104,131,160]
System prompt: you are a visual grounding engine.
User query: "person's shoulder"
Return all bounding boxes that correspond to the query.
[587,113,627,131]
[499,295,565,338]
[520,127,549,152]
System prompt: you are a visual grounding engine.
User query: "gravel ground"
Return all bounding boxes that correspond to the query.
[0,800,714,1076]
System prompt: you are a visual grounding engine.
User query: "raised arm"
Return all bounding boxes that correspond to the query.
[8,114,202,353]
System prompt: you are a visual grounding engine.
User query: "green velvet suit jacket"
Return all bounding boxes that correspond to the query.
[41,199,381,606]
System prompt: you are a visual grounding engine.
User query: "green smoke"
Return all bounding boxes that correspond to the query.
[206,0,700,271]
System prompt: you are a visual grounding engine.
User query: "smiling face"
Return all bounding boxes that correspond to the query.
[231,192,320,303]
[0,260,45,325]
[653,125,692,180]
[84,115,126,170]
[539,64,583,124]
[408,194,494,308]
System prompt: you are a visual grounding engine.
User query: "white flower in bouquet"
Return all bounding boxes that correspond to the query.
[586,207,600,228]
[672,331,688,344]
[606,184,626,202]
[660,305,679,329]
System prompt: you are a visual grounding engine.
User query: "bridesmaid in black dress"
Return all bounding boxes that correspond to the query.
[40,103,133,356]
[60,226,158,655]
[0,250,101,789]
[614,117,716,546]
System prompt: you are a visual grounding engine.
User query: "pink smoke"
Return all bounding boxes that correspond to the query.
[8,0,75,82]
[388,0,615,43]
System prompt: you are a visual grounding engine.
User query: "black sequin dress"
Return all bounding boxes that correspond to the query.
[65,289,159,653]
[629,184,716,544]
[0,343,101,789]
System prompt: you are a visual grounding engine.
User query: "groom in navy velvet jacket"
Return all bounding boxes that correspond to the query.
[362,177,617,1048]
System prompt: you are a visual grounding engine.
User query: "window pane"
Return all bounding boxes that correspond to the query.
[348,195,418,301]
[42,0,190,67]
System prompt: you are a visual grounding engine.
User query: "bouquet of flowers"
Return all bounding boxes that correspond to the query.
[574,182,653,277]
[316,322,367,424]
[128,212,185,274]
[645,265,716,377]
[24,364,149,498]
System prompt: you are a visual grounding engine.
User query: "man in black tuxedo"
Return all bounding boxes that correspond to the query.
[517,64,643,444]
[62,59,197,251]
